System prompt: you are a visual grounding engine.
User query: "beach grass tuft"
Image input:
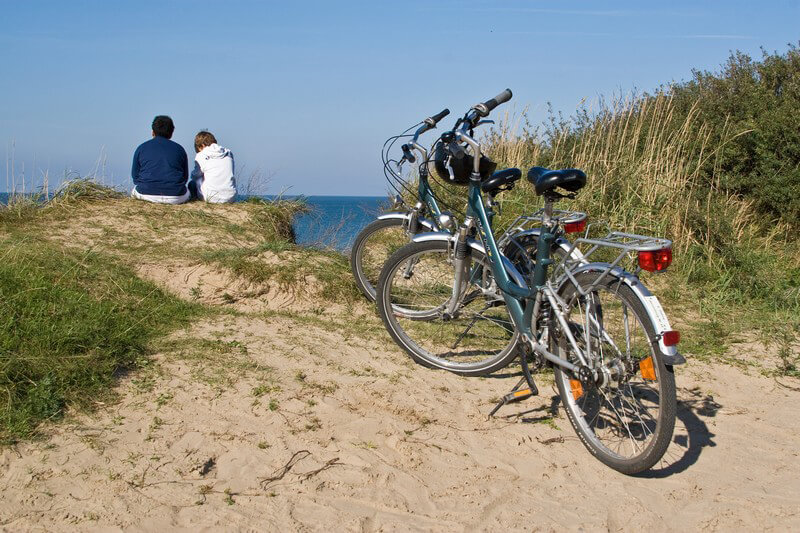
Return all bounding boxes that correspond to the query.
[0,237,199,443]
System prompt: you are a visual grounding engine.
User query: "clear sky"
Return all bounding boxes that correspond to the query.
[1,1,798,196]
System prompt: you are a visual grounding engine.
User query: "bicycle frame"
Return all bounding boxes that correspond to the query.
[454,129,595,374]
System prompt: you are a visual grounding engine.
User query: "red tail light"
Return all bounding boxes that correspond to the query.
[564,218,587,234]
[662,330,680,346]
[638,248,672,272]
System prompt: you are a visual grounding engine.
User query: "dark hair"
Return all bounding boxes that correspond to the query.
[194,131,218,152]
[151,115,175,138]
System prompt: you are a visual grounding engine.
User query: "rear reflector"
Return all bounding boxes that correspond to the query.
[639,357,657,380]
[569,379,584,400]
[662,330,680,346]
[638,248,672,272]
[564,218,587,234]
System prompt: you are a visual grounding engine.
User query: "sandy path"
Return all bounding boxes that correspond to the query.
[2,309,798,532]
[3,200,798,531]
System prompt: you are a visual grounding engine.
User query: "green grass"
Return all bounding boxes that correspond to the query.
[0,236,199,443]
[199,241,360,304]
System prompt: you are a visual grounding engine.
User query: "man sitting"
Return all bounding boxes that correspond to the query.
[131,115,190,204]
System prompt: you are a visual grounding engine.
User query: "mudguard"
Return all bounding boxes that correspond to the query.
[506,228,588,264]
[377,212,437,231]
[410,232,528,288]
[559,263,686,365]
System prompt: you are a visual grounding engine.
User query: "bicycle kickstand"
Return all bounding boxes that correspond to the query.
[488,377,539,418]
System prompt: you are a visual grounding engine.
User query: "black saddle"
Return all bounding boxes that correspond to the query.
[482,168,522,194]
[527,166,586,196]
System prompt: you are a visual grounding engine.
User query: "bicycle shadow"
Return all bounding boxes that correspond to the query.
[493,384,720,477]
[635,386,720,478]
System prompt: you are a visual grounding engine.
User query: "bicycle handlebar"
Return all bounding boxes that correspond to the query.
[479,89,512,116]
[426,108,450,126]
[462,88,513,128]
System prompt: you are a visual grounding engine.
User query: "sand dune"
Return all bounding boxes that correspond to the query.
[1,200,798,531]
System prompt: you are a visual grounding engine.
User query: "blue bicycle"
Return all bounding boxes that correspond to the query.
[376,90,684,474]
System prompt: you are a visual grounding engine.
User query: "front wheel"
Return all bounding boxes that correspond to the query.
[350,217,411,302]
[376,239,520,376]
[552,271,677,475]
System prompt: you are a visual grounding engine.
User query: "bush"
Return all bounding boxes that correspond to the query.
[671,44,800,224]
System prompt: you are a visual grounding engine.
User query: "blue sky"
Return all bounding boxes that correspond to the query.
[1,1,798,195]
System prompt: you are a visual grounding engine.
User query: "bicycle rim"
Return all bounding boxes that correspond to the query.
[553,271,676,474]
[378,240,519,376]
[351,218,410,302]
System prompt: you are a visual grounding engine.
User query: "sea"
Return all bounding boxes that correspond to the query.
[0,192,389,251]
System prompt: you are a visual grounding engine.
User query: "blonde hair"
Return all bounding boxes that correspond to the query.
[194,131,217,153]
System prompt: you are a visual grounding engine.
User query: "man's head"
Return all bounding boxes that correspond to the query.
[151,115,175,139]
[194,131,217,153]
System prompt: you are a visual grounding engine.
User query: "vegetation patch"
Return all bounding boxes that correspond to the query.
[0,237,198,442]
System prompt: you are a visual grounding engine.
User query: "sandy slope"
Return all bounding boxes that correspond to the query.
[1,200,798,531]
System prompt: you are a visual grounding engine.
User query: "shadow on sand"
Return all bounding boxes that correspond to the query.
[635,386,720,478]
[490,380,720,477]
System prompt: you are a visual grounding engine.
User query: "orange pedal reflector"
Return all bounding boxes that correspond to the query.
[639,357,657,380]
[569,379,583,401]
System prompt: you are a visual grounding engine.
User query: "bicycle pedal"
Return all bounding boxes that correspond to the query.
[503,386,537,404]
[488,382,539,417]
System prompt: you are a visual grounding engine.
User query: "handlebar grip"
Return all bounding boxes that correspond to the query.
[475,88,513,117]
[430,108,450,124]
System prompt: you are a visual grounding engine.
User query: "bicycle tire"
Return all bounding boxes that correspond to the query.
[552,270,677,474]
[350,217,409,302]
[377,239,520,376]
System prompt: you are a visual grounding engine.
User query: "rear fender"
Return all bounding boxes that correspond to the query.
[508,228,587,264]
[559,263,685,365]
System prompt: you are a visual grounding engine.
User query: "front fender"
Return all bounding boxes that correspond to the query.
[410,233,528,290]
[559,263,685,365]
[377,212,437,231]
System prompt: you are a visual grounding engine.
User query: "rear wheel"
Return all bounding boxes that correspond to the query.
[350,218,411,302]
[376,240,519,376]
[552,271,677,474]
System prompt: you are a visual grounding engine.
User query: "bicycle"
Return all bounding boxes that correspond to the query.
[350,108,452,302]
[351,109,556,302]
[376,89,685,474]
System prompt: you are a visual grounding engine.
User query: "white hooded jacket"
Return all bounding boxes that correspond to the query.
[191,143,237,203]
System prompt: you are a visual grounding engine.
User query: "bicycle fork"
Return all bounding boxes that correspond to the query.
[445,224,472,317]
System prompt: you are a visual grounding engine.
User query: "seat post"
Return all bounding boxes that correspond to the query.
[543,195,555,227]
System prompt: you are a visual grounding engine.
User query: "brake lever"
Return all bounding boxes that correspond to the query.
[475,120,495,128]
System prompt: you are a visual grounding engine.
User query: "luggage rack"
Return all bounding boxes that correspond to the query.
[502,208,588,237]
[553,230,673,293]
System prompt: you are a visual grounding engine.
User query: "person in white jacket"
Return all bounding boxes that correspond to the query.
[188,131,237,203]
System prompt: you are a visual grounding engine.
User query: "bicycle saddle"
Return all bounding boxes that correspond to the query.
[527,166,587,196]
[482,168,522,194]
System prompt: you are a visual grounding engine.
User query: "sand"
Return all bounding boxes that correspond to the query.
[1,200,798,531]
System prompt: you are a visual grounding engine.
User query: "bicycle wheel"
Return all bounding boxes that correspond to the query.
[552,271,677,474]
[377,239,520,376]
[350,218,411,302]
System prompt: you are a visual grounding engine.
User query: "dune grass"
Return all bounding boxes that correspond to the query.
[0,237,199,443]
[471,89,800,368]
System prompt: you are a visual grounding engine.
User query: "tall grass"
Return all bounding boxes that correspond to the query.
[477,90,800,361]
[484,93,786,252]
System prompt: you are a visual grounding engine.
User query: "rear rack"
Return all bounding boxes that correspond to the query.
[503,209,588,236]
[552,231,673,298]
[574,231,672,254]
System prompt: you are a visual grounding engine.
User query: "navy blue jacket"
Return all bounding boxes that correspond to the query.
[131,136,189,196]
